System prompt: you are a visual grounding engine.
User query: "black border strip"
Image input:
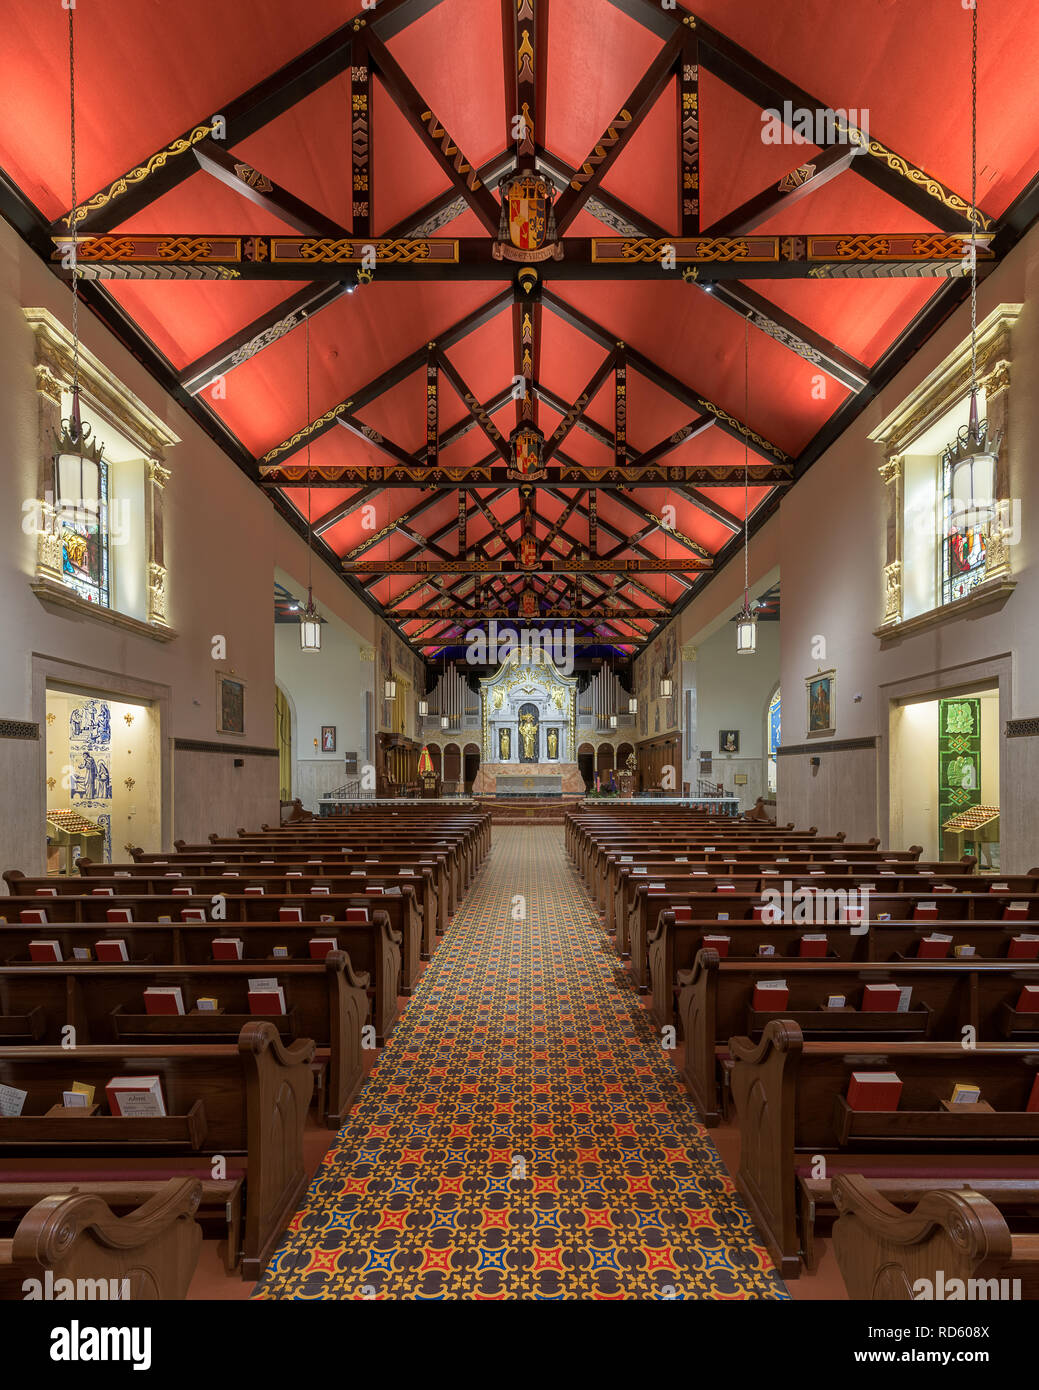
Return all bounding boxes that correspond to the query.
[174,738,278,757]
[776,736,878,756]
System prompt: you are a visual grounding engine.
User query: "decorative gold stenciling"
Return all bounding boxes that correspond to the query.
[419,110,483,190]
[834,122,992,231]
[694,399,789,461]
[261,401,353,464]
[569,110,633,191]
[62,124,218,228]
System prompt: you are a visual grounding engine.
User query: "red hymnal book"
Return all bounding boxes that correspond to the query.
[28,940,61,962]
[703,934,730,957]
[278,907,303,922]
[143,986,184,1016]
[752,980,789,1011]
[799,934,827,958]
[839,905,864,924]
[345,908,370,923]
[673,906,693,923]
[309,886,330,895]
[106,908,132,923]
[180,909,206,922]
[862,983,902,1012]
[1015,985,1039,1014]
[248,986,286,1016]
[308,937,338,959]
[35,887,58,896]
[913,902,938,921]
[1003,902,1030,922]
[211,937,243,960]
[244,886,265,896]
[1008,935,1039,961]
[847,1071,902,1112]
[366,886,384,896]
[1027,1075,1039,1113]
[95,939,129,963]
[20,909,48,924]
[171,887,192,896]
[90,888,114,896]
[716,883,735,894]
[918,933,952,959]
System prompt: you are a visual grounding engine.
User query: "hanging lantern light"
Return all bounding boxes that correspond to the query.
[659,676,673,699]
[734,315,757,655]
[440,714,449,730]
[609,713,618,729]
[299,586,321,652]
[298,313,322,652]
[418,697,429,717]
[628,695,638,715]
[53,388,104,512]
[384,671,397,700]
[736,602,758,655]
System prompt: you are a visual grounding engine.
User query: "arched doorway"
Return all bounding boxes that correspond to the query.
[577,741,594,791]
[765,685,781,795]
[274,684,293,802]
[463,742,480,794]
[596,743,616,787]
[443,743,461,793]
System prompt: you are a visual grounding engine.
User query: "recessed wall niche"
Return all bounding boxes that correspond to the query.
[45,687,161,870]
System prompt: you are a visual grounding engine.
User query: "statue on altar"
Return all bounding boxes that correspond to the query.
[518,707,539,762]
[498,727,511,761]
[547,728,558,760]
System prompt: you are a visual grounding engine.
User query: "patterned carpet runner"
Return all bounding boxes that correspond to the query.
[253,826,788,1299]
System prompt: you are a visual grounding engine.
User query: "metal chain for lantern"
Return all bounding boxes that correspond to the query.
[735,314,757,653]
[298,313,321,650]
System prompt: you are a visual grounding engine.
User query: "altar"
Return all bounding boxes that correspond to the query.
[472,651,586,796]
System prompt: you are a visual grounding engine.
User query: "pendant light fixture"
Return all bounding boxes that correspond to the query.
[54,6,104,533]
[298,313,321,651]
[735,316,757,655]
[608,650,618,728]
[942,1,999,528]
[439,647,448,728]
[659,500,674,697]
[383,573,397,698]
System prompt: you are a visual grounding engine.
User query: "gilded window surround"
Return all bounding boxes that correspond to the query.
[868,303,1020,640]
[23,307,180,640]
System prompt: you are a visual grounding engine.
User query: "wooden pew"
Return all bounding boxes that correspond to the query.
[0,894,403,1041]
[0,1177,202,1301]
[831,1172,1039,1301]
[676,949,1039,1125]
[0,954,370,1128]
[727,1022,1039,1277]
[0,1021,313,1279]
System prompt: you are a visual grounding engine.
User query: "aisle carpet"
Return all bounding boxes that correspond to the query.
[253,826,788,1299]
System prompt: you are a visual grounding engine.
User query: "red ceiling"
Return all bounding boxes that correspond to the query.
[1,0,1036,656]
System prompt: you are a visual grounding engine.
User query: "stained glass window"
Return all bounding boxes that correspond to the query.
[766,687,780,794]
[941,453,987,604]
[58,457,110,607]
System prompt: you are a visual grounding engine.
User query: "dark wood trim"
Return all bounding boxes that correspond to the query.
[776,736,878,757]
[173,739,279,757]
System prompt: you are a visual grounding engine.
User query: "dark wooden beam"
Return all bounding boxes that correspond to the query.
[342,491,444,560]
[542,287,789,464]
[425,348,439,466]
[629,416,714,468]
[468,488,519,558]
[366,33,502,235]
[614,350,627,466]
[312,484,384,537]
[436,353,512,463]
[534,383,613,450]
[554,30,684,234]
[503,0,545,167]
[679,32,699,236]
[350,37,375,238]
[543,350,617,461]
[258,289,511,469]
[192,140,345,238]
[336,414,418,469]
[705,144,856,237]
[512,285,540,435]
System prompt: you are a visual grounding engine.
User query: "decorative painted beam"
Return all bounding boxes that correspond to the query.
[193,140,345,238]
[366,33,502,235]
[259,458,793,487]
[615,349,627,466]
[336,413,418,469]
[554,30,684,234]
[503,0,544,168]
[350,38,375,238]
[55,232,995,282]
[313,483,384,536]
[342,554,711,574]
[425,348,439,466]
[679,33,699,236]
[705,144,856,237]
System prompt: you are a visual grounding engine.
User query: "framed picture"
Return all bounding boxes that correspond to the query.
[806,669,836,736]
[216,673,245,736]
[719,729,740,754]
[321,726,336,753]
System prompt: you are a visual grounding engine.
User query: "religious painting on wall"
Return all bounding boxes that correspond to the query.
[719,729,740,753]
[216,673,245,736]
[321,726,336,753]
[805,669,836,737]
[546,727,559,760]
[938,697,981,855]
